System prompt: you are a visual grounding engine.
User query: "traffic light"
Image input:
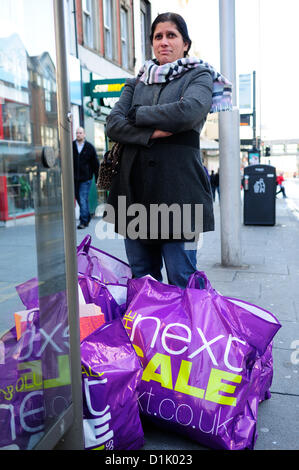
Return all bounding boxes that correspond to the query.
[265,146,271,156]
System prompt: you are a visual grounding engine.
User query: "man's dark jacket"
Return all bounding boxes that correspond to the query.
[73,140,99,182]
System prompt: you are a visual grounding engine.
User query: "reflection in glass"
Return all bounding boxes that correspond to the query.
[0,40,59,217]
[0,0,72,450]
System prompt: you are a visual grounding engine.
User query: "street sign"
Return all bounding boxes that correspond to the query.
[239,73,252,110]
[88,78,127,98]
[240,114,251,126]
[248,150,260,165]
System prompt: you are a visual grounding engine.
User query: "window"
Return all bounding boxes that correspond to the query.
[65,0,77,55]
[83,0,94,48]
[44,78,52,112]
[103,0,113,59]
[41,125,58,149]
[140,9,146,64]
[120,7,129,69]
[2,101,31,142]
[140,0,151,63]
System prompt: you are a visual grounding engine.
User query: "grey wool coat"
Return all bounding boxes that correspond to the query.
[105,65,215,242]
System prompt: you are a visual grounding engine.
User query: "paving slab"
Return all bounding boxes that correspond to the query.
[141,418,207,451]
[273,320,299,349]
[197,269,237,283]
[255,394,299,450]
[210,279,261,299]
[238,262,289,275]
[239,254,266,265]
[257,298,297,323]
[271,348,299,395]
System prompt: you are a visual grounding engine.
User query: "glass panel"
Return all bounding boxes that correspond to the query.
[0,0,72,450]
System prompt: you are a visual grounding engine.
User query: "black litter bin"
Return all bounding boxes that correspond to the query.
[243,164,276,226]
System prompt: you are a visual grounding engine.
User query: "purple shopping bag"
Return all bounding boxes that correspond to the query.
[15,277,39,309]
[123,274,281,451]
[78,274,127,323]
[188,272,278,402]
[77,235,132,285]
[0,323,45,450]
[80,318,144,450]
[0,288,71,450]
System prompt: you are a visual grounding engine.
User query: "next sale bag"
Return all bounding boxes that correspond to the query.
[187,271,276,403]
[123,274,281,450]
[0,289,71,450]
[80,318,144,450]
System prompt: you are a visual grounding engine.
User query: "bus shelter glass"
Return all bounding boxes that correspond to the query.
[0,0,72,450]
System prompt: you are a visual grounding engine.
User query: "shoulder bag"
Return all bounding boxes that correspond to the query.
[97,142,123,191]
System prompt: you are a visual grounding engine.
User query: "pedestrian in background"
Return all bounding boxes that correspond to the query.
[276,172,287,198]
[104,12,232,288]
[210,169,220,202]
[73,127,99,229]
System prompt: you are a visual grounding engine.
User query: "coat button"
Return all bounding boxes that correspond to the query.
[148,160,156,167]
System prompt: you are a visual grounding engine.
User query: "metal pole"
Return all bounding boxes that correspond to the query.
[253,70,256,148]
[218,0,242,266]
[53,0,84,449]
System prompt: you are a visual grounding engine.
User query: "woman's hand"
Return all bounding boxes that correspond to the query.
[150,129,173,139]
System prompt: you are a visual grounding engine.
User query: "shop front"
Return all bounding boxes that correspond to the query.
[82,73,127,211]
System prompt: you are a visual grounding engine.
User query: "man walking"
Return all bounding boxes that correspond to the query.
[73,127,99,229]
[276,172,287,198]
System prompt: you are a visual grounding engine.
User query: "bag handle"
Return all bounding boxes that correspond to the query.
[187,271,214,291]
[77,234,92,254]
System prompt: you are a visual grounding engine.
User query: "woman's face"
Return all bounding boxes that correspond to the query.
[152,21,189,65]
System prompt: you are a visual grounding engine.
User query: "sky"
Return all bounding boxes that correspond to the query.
[153,0,299,142]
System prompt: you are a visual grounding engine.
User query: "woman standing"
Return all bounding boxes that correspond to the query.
[105,12,231,288]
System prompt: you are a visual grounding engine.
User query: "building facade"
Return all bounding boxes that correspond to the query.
[65,0,152,145]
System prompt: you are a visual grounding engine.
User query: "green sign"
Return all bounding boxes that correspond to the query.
[85,78,127,98]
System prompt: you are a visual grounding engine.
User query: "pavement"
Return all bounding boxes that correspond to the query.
[1,181,299,450]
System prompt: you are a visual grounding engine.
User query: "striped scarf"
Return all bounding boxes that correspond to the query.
[137,57,232,114]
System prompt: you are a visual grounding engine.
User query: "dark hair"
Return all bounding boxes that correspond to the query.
[150,12,192,57]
